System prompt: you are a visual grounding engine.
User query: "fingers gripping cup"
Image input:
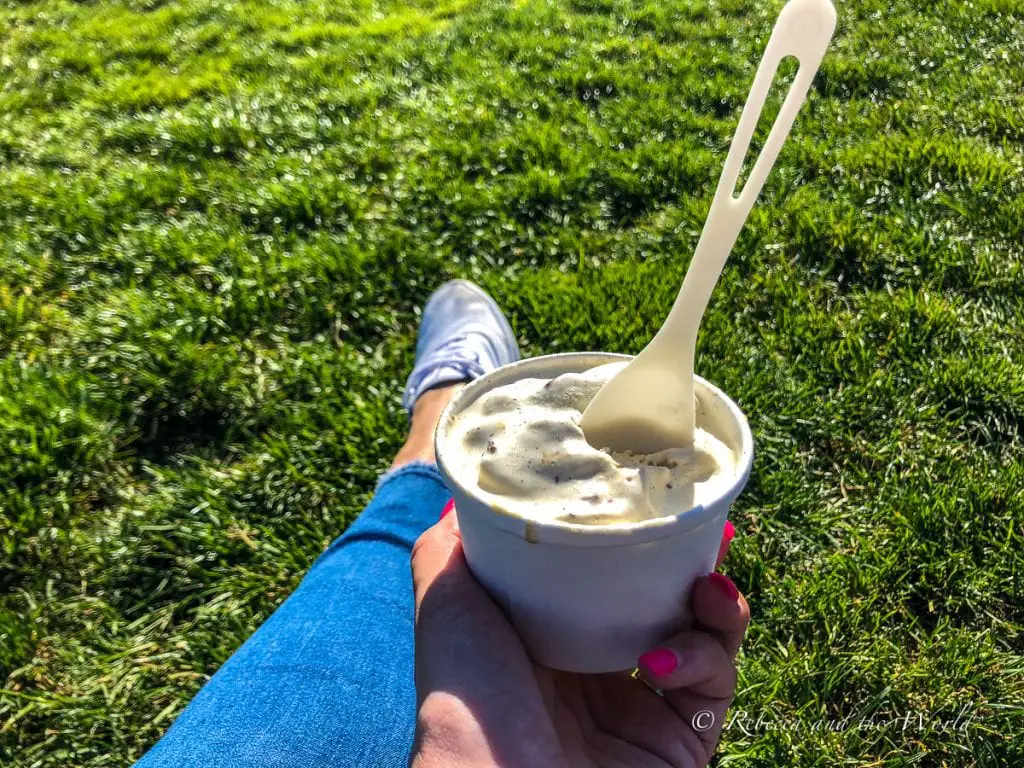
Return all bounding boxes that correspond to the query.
[435,352,753,674]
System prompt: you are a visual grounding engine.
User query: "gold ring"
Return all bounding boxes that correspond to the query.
[630,667,664,697]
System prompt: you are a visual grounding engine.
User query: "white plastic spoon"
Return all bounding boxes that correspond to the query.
[580,0,836,455]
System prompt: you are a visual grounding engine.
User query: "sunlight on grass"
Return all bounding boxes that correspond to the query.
[1,0,1022,764]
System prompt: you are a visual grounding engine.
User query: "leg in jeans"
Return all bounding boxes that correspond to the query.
[135,280,520,768]
[135,387,459,768]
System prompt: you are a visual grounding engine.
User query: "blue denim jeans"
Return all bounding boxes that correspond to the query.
[135,462,451,768]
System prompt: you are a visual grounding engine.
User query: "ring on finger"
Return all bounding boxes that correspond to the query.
[630,667,664,697]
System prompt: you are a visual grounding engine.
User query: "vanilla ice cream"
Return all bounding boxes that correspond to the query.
[444,362,737,526]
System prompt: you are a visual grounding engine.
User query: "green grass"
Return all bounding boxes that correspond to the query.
[1,0,1023,764]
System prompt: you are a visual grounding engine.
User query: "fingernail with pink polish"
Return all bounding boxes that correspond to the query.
[708,572,739,601]
[440,498,455,520]
[723,520,735,543]
[638,648,680,678]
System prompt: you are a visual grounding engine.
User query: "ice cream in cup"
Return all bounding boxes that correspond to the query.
[434,351,753,674]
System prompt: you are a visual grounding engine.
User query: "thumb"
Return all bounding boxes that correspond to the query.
[410,503,565,767]
[410,503,474,615]
[410,502,536,708]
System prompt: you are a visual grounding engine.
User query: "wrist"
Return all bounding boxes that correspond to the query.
[410,692,499,768]
[410,692,567,768]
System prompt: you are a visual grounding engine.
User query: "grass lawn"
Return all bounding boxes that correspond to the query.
[2,0,1023,764]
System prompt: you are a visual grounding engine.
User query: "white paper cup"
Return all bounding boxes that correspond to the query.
[434,352,753,673]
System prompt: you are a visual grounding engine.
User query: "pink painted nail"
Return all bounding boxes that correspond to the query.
[708,572,739,601]
[440,498,455,520]
[638,648,679,678]
[723,520,735,543]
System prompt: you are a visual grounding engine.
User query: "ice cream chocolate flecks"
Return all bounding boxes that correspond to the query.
[444,362,737,526]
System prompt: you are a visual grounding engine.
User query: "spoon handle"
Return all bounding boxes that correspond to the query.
[657,0,836,351]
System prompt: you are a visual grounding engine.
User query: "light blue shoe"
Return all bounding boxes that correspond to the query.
[402,280,520,413]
